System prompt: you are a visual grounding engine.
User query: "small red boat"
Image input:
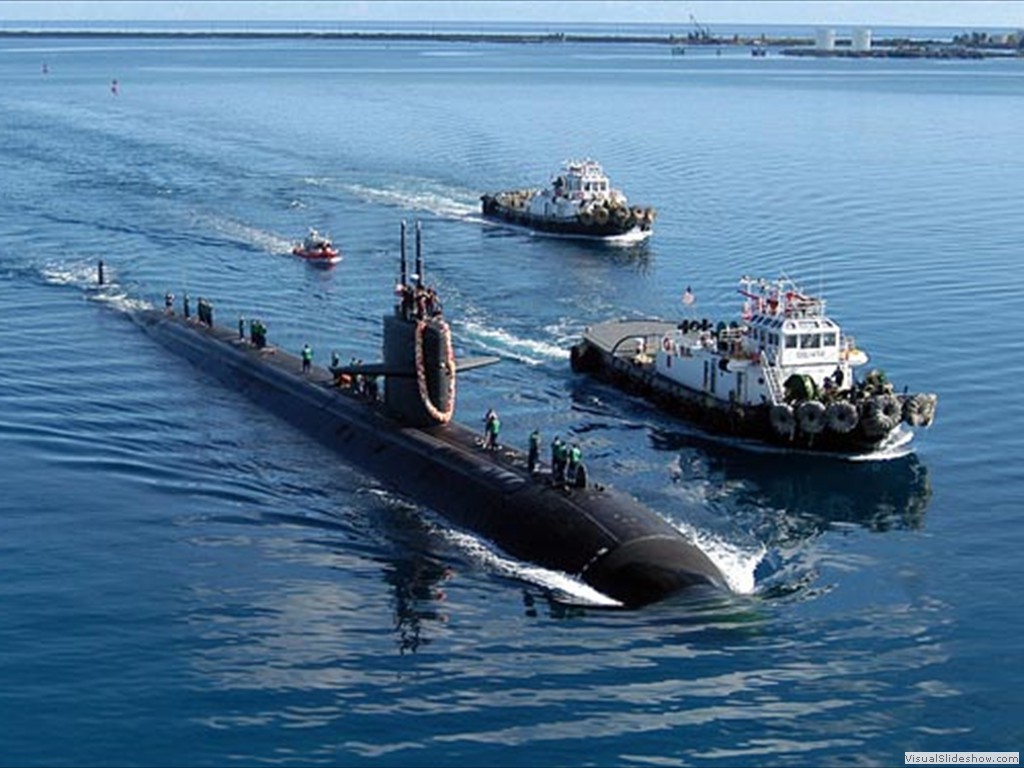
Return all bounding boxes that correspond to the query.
[292,228,341,263]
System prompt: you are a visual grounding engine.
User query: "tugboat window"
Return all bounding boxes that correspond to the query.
[785,335,797,349]
[823,332,837,346]
[800,333,821,349]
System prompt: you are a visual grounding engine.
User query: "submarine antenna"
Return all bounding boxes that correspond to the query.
[399,219,408,287]
[414,221,424,289]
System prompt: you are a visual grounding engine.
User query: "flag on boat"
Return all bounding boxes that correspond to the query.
[681,286,695,306]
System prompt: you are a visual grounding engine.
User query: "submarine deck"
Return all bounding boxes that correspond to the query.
[132,308,731,606]
[160,312,559,483]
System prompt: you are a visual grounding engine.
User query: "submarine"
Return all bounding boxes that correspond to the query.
[128,222,729,608]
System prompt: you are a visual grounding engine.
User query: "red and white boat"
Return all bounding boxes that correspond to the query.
[292,229,341,263]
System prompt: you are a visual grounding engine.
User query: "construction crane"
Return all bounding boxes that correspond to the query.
[689,12,711,41]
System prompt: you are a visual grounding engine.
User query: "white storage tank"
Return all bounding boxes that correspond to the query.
[852,27,872,52]
[816,28,836,51]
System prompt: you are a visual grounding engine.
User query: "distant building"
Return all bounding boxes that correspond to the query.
[852,28,872,52]
[815,28,836,51]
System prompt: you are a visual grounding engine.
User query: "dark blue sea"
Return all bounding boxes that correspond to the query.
[1,29,1022,767]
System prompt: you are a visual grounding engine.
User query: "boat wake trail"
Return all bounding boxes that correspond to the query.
[340,179,479,219]
[455,319,569,365]
[711,427,916,462]
[197,214,295,255]
[848,426,916,461]
[39,259,150,313]
[435,525,623,608]
[429,505,754,605]
[482,217,653,245]
[672,519,764,596]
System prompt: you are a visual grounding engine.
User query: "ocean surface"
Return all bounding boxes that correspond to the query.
[1,30,1022,767]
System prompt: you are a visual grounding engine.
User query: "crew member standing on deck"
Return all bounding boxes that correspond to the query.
[483,409,501,451]
[301,343,313,374]
[482,409,495,443]
[567,443,583,488]
[528,429,541,474]
[551,436,567,486]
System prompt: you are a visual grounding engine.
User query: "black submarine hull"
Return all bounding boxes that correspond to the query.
[132,309,728,607]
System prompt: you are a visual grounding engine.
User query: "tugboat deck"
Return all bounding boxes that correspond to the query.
[584,319,677,359]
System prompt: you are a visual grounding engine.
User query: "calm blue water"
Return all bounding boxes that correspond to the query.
[1,33,1023,767]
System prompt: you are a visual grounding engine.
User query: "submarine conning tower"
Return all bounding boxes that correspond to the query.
[383,221,455,427]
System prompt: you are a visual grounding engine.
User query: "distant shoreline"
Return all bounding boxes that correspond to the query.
[1,28,1017,58]
[9,29,750,44]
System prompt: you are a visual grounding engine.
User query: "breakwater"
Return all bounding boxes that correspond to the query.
[2,27,1016,58]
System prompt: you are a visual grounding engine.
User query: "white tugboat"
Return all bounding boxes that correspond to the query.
[481,159,656,240]
[570,276,938,455]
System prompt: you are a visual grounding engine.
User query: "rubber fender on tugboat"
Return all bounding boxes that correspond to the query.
[769,403,796,437]
[593,206,610,226]
[784,373,817,402]
[825,400,858,433]
[903,392,938,427]
[860,395,898,438]
[578,209,594,226]
[796,400,827,434]
[879,394,902,423]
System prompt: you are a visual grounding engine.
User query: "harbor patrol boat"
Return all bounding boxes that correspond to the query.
[571,276,937,455]
[481,160,656,240]
[292,228,340,263]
